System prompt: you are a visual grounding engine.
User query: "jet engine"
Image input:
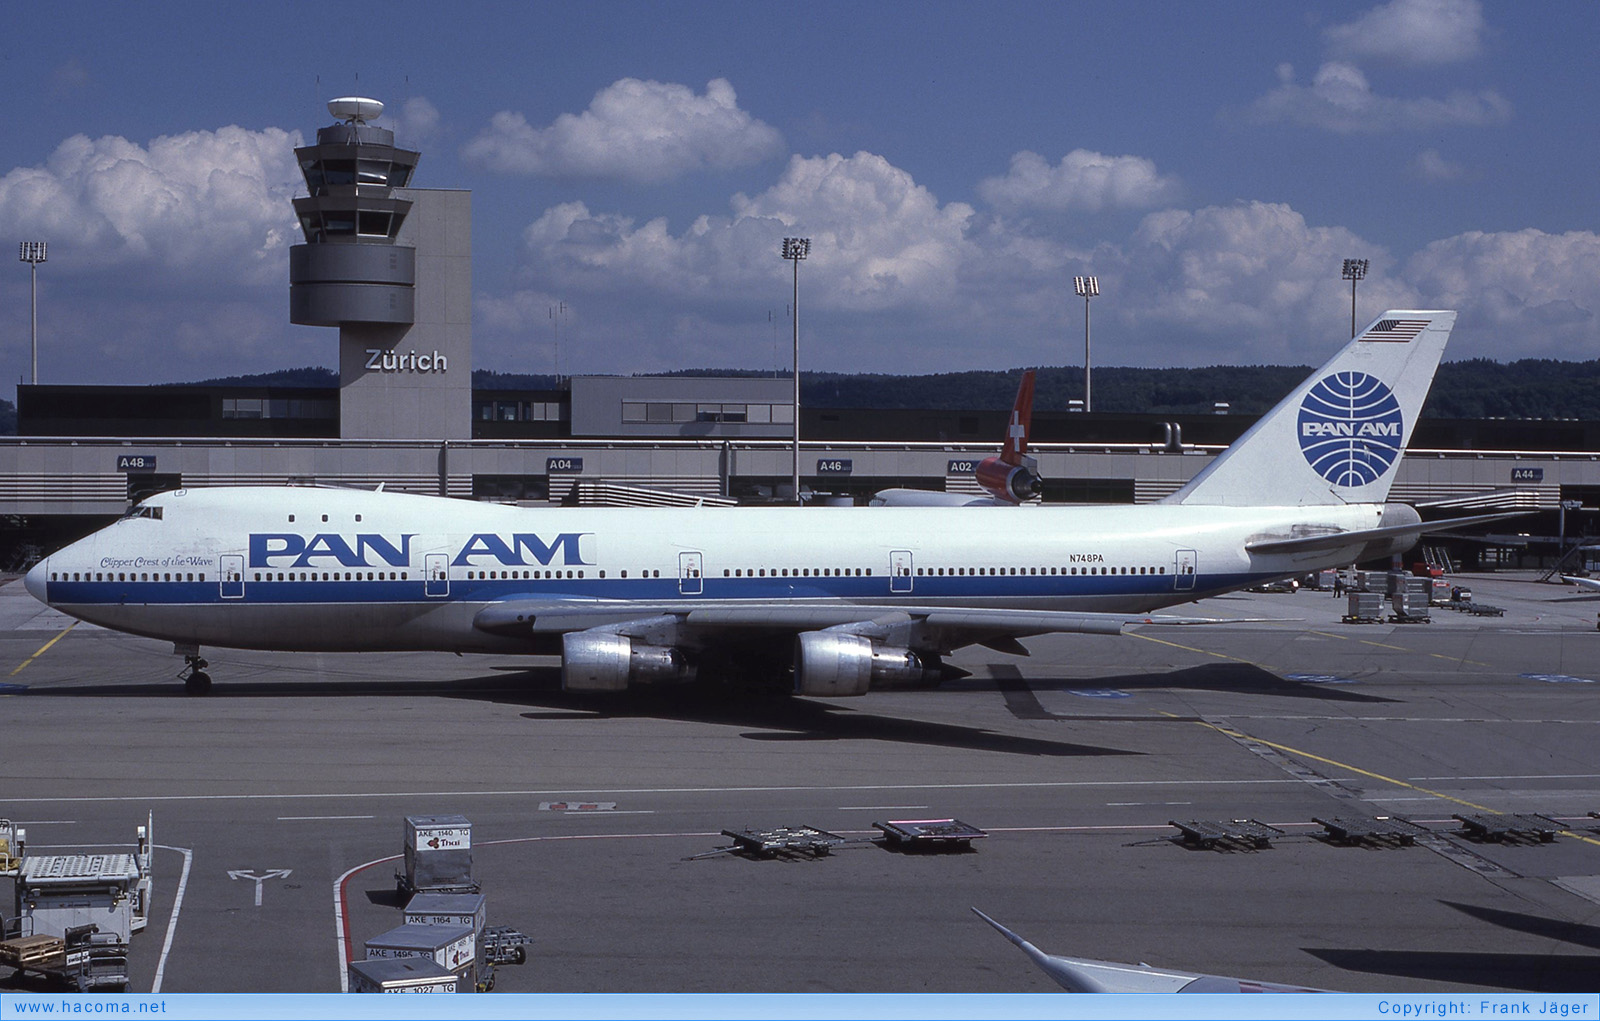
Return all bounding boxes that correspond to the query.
[974,459,1040,503]
[562,632,685,692]
[793,632,935,697]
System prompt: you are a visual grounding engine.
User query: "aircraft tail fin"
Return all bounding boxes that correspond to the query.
[1001,369,1036,466]
[1162,311,1455,507]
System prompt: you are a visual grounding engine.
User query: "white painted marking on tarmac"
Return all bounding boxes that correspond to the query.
[1411,773,1600,781]
[229,868,292,907]
[12,819,76,825]
[1521,672,1596,684]
[334,853,399,993]
[838,805,929,811]
[151,843,191,995]
[278,815,375,821]
[4,778,1304,805]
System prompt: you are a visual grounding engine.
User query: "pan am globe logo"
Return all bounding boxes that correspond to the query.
[1297,372,1404,487]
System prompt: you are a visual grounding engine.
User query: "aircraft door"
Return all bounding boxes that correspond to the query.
[890,550,913,594]
[220,554,244,599]
[679,551,703,595]
[425,553,449,597]
[1174,549,1197,591]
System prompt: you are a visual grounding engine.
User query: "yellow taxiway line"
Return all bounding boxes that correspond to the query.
[1176,713,1600,848]
[9,621,78,677]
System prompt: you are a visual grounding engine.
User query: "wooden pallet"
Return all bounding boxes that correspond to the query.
[1,935,66,967]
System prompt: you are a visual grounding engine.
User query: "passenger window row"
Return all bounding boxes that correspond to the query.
[53,571,205,583]
[720,568,873,578]
[253,571,408,582]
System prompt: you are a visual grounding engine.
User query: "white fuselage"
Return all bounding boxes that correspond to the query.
[28,486,1383,654]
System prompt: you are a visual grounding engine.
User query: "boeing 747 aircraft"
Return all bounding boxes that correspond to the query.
[28,311,1503,695]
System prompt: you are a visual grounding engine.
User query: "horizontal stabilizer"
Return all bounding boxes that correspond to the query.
[1245,511,1527,556]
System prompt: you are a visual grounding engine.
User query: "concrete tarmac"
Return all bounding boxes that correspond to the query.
[1,571,1598,995]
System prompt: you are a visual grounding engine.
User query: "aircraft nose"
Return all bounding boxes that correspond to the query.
[24,557,49,603]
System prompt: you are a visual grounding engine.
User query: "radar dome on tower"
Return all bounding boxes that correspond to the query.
[328,97,384,124]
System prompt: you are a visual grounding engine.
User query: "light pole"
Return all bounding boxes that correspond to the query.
[548,301,566,383]
[19,242,47,384]
[1342,258,1368,338]
[781,237,810,505]
[1073,275,1098,413]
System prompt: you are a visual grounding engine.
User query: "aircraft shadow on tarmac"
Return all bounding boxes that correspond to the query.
[1305,948,1598,994]
[481,669,1143,759]
[982,661,1399,714]
[1304,900,1600,993]
[13,668,1142,758]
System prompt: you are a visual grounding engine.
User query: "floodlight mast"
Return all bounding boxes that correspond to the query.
[781,237,810,506]
[1073,275,1099,413]
[1342,258,1368,338]
[19,242,48,385]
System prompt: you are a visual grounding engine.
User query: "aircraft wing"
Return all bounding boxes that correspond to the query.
[1245,511,1528,556]
[971,909,1330,994]
[869,488,1011,508]
[1562,576,1600,591]
[473,598,1135,647]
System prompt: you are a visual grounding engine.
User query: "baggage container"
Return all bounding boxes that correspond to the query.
[365,922,476,971]
[403,893,486,937]
[348,956,459,994]
[402,815,473,893]
[1345,592,1384,621]
[1391,592,1431,620]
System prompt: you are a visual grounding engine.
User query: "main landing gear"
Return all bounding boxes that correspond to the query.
[175,644,211,695]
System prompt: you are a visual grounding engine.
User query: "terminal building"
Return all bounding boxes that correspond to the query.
[4,98,1597,569]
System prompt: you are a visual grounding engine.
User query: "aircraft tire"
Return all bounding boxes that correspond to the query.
[185,671,212,696]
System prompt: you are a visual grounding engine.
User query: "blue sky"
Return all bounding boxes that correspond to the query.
[2,0,1597,392]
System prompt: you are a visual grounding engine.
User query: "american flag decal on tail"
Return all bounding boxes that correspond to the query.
[1361,318,1430,343]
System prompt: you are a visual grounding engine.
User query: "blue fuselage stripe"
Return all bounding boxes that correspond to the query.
[45,573,1267,607]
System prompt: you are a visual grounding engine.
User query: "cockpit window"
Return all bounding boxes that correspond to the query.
[121,505,164,521]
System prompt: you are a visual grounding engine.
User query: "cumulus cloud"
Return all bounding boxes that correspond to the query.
[480,142,1600,373]
[1404,229,1600,356]
[462,78,784,181]
[515,153,977,316]
[1413,148,1466,181]
[1247,61,1511,133]
[976,150,1181,213]
[393,96,442,148]
[1116,201,1415,360]
[0,125,302,284]
[1325,0,1486,65]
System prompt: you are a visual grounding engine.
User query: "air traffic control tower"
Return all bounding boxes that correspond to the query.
[289,97,471,439]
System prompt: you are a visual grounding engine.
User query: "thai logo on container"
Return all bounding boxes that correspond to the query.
[1297,372,1404,486]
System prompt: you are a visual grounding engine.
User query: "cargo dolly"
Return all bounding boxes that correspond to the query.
[0,925,128,991]
[688,818,989,860]
[1313,815,1426,847]
[482,925,532,966]
[699,825,851,859]
[1453,813,1563,843]
[1170,818,1284,850]
[873,819,987,851]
